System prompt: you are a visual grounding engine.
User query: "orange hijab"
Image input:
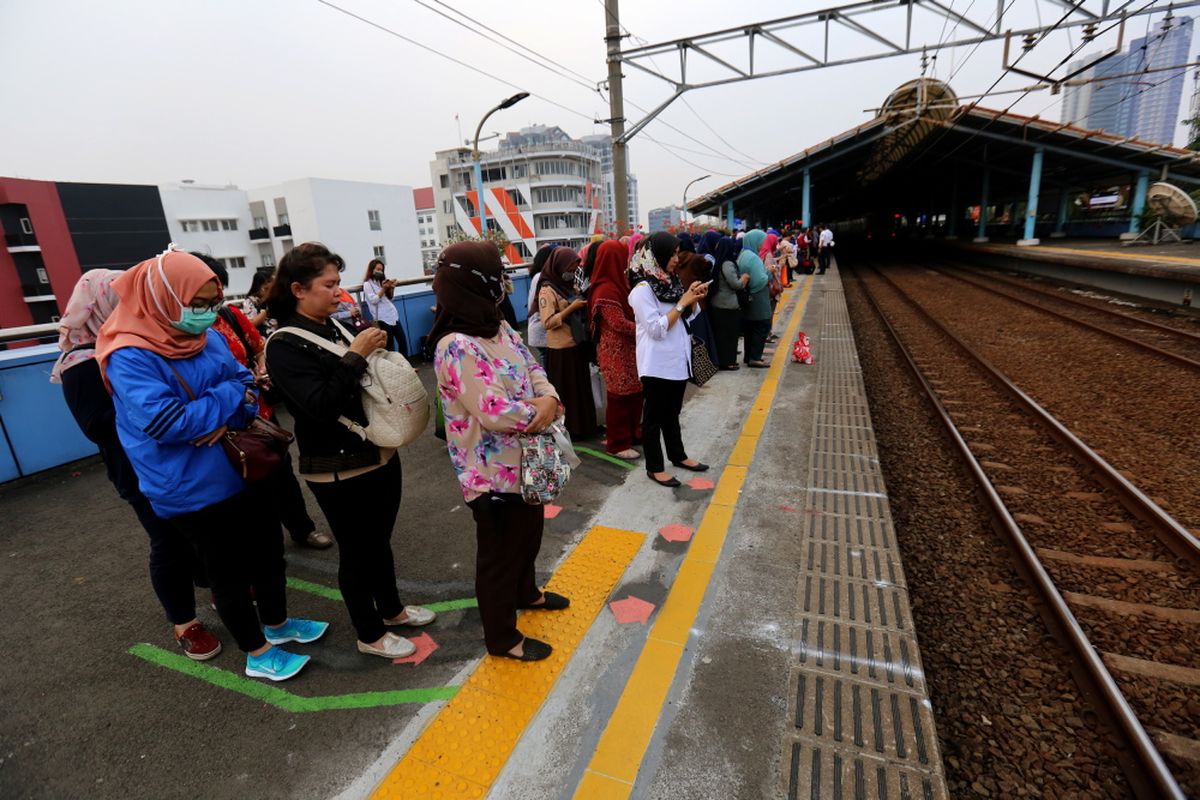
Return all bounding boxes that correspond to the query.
[96,248,220,383]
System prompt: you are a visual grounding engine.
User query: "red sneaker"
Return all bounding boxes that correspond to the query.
[176,622,222,661]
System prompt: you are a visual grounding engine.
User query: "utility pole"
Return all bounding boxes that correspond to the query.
[605,0,629,233]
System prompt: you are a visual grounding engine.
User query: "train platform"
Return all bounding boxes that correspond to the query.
[0,271,946,799]
[961,238,1200,283]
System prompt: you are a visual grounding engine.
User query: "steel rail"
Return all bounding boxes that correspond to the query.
[871,264,1200,566]
[942,261,1200,345]
[850,265,1188,800]
[923,263,1200,371]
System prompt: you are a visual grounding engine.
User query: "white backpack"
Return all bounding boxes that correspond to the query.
[269,320,429,448]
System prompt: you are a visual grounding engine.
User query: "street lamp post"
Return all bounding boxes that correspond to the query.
[472,92,529,239]
[682,174,711,228]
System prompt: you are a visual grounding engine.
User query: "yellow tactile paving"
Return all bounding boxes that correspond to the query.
[1019,244,1200,266]
[572,277,815,797]
[371,525,644,800]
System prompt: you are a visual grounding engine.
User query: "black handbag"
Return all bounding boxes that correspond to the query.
[683,317,718,387]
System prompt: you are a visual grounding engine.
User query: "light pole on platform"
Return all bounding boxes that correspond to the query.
[682,174,710,227]
[472,92,529,238]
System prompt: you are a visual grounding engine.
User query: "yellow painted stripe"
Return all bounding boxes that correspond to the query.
[371,525,644,800]
[1021,244,1200,266]
[573,277,815,796]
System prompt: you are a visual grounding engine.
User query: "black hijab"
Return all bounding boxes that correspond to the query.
[540,247,580,298]
[427,241,506,354]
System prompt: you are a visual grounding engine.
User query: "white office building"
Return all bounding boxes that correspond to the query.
[429,124,605,264]
[245,178,422,285]
[158,182,256,293]
[414,186,440,274]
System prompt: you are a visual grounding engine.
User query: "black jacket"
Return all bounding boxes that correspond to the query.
[265,315,379,475]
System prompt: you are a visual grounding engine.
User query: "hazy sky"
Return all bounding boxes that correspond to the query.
[2,1,1191,224]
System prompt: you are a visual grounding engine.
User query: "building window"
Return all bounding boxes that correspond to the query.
[262,253,275,267]
[373,245,386,261]
[439,174,449,188]
[443,200,452,214]
[279,213,290,226]
[36,267,48,284]
[221,219,238,231]
[368,209,381,230]
[253,216,267,229]
[223,257,246,269]
[201,220,220,232]
[506,188,528,207]
[447,225,459,238]
[20,218,33,234]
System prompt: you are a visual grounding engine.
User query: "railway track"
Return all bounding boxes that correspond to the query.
[928,261,1200,370]
[851,263,1200,799]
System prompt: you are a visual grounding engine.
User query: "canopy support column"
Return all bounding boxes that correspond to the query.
[1018,147,1043,247]
[801,168,812,229]
[973,167,990,243]
[1052,189,1070,238]
[1123,170,1150,238]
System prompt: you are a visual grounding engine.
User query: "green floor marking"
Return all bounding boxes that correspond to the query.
[128,644,459,712]
[285,577,478,614]
[574,445,638,471]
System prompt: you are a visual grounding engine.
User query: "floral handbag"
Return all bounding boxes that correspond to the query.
[519,421,579,505]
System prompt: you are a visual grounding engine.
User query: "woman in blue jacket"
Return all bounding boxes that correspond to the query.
[96,248,326,682]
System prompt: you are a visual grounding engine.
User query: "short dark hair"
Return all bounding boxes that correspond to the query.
[266,242,345,320]
[190,252,227,288]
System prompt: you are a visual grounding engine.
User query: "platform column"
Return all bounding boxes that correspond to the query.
[947,179,959,239]
[974,168,990,243]
[801,168,812,228]
[1052,189,1070,238]
[1018,147,1044,247]
[1125,170,1150,238]
[726,200,734,230]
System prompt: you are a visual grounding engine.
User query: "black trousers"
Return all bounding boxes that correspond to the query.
[709,306,742,368]
[272,450,316,543]
[307,455,404,643]
[469,493,544,654]
[641,376,689,474]
[378,320,409,357]
[818,249,831,273]
[171,488,288,652]
[61,359,202,625]
[743,318,772,363]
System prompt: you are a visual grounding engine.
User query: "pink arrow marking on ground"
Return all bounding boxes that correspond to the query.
[393,632,438,666]
[609,595,656,625]
[543,504,563,520]
[779,505,799,513]
[685,477,715,491]
[657,523,695,543]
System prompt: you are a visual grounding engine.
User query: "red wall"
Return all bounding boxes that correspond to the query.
[0,177,84,329]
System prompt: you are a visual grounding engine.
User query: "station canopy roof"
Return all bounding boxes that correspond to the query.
[688,78,1200,224]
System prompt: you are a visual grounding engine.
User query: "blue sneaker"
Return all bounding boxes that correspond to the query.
[263,617,329,645]
[245,646,309,682]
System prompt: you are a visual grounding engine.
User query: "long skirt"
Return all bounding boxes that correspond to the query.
[545,345,598,439]
[605,391,643,453]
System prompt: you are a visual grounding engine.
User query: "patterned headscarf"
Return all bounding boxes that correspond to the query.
[50,268,123,383]
[628,234,684,304]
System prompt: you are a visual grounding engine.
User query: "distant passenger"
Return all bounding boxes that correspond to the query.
[675,250,718,366]
[539,247,598,439]
[588,239,643,460]
[241,270,276,335]
[818,225,835,274]
[630,232,711,487]
[97,247,326,682]
[194,254,329,551]
[265,243,436,660]
[431,240,568,662]
[738,230,773,368]
[525,244,557,368]
[708,236,746,370]
[759,231,782,345]
[778,233,797,287]
[362,258,409,356]
[52,268,216,661]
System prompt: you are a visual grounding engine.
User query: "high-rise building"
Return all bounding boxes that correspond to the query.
[429,125,605,264]
[579,134,640,235]
[413,187,440,275]
[1061,16,1194,145]
[648,205,683,232]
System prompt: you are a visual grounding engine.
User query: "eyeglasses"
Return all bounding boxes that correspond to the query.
[189,297,223,312]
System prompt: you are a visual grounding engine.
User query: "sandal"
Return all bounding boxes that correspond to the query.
[494,637,553,662]
[611,448,640,460]
[521,591,570,611]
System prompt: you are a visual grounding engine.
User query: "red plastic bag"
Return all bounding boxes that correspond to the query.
[792,331,814,364]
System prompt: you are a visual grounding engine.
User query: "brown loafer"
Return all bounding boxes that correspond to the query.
[298,531,334,549]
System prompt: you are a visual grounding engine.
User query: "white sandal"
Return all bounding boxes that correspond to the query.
[385,605,437,627]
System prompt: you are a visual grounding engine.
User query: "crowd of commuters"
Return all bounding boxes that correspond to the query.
[50,221,830,674]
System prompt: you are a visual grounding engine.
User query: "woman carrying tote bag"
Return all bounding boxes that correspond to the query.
[431,241,569,663]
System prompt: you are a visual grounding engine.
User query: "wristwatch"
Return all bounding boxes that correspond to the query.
[674,303,686,314]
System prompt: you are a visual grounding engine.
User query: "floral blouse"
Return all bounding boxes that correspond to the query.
[434,321,561,502]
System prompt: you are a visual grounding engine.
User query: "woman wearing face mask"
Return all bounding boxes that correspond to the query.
[98,248,326,682]
[362,259,409,355]
[265,243,436,660]
[525,245,557,368]
[538,247,597,439]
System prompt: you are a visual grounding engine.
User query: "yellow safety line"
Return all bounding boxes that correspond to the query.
[370,525,644,800]
[573,278,816,799]
[1015,244,1200,266]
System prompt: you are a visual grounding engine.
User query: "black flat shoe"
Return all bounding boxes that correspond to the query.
[671,461,709,472]
[494,637,553,662]
[521,591,570,611]
[648,472,682,487]
[720,365,740,371]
